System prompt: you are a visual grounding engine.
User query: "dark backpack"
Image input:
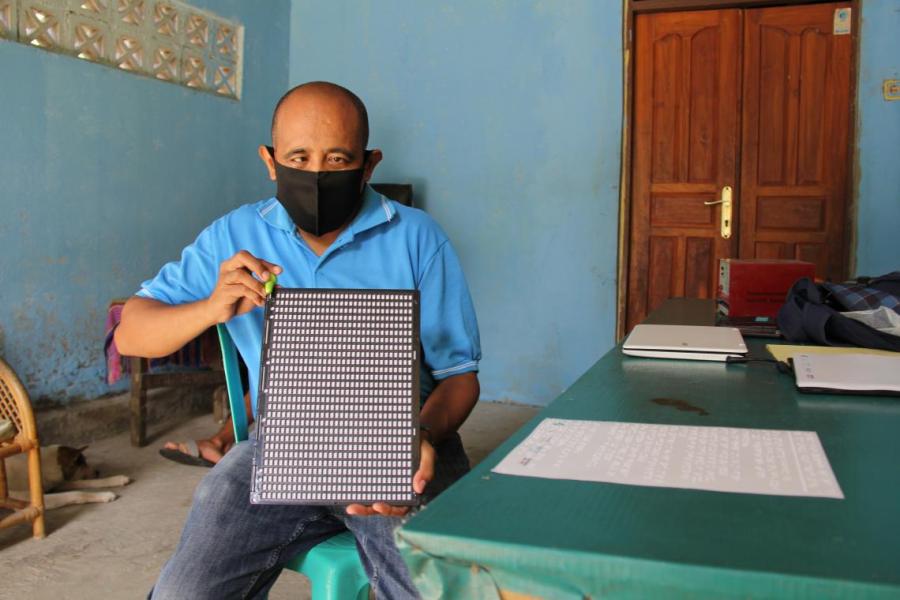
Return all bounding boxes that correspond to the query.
[777,272,900,351]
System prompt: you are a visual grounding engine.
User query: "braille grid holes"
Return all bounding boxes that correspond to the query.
[257,289,418,504]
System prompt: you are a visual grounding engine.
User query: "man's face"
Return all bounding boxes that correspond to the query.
[259,91,381,184]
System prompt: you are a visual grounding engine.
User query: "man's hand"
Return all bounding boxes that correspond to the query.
[205,251,283,324]
[116,250,283,358]
[345,438,435,517]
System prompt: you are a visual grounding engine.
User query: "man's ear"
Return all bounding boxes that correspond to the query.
[362,149,383,184]
[258,145,277,181]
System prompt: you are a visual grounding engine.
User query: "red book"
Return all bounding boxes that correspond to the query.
[717,259,816,319]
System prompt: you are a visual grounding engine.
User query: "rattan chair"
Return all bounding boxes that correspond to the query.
[0,357,46,539]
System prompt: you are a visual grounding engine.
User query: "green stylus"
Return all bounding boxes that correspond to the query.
[264,273,277,296]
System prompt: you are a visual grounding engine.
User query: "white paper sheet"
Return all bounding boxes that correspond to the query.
[492,419,843,499]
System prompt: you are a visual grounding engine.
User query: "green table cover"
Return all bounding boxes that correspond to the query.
[397,301,900,599]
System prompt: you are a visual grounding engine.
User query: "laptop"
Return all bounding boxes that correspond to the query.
[623,324,748,362]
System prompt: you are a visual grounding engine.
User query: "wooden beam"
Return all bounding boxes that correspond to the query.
[631,0,836,14]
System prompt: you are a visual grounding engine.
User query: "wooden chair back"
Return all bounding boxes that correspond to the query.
[0,358,46,538]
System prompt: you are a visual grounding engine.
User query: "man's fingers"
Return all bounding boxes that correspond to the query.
[234,297,262,315]
[413,440,436,494]
[373,502,409,517]
[260,259,283,276]
[222,251,282,281]
[208,252,281,324]
[218,282,265,312]
[222,270,266,299]
[345,504,372,516]
[231,251,270,280]
[345,503,410,517]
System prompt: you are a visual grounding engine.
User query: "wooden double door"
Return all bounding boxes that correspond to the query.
[626,2,854,331]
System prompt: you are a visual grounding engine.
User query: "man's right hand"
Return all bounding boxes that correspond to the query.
[116,251,283,358]
[205,251,283,324]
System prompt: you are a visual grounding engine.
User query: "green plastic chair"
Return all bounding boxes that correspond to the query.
[216,324,370,600]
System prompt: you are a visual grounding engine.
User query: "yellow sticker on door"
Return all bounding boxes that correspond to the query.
[834,7,851,35]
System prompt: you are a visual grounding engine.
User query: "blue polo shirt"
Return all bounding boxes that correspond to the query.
[137,186,481,416]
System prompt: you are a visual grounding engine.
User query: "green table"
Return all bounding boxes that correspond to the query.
[397,300,900,599]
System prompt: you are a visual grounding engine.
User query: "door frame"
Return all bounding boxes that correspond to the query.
[615,0,860,339]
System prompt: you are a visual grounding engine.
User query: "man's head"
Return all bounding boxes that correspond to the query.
[259,81,381,178]
[271,82,369,150]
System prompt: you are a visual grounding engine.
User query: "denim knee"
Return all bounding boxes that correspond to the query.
[193,466,229,506]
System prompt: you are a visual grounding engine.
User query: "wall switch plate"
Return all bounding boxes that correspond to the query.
[884,80,900,102]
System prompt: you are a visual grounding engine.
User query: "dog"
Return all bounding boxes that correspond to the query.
[5,445,131,510]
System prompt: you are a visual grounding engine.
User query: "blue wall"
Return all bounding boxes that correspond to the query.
[855,1,900,276]
[289,1,623,406]
[9,0,893,410]
[0,1,290,405]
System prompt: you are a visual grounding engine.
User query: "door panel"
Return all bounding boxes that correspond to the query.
[739,3,852,278]
[626,2,854,333]
[628,10,741,331]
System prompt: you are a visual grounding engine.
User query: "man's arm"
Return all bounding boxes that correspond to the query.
[116,297,216,358]
[419,372,480,445]
[115,250,281,357]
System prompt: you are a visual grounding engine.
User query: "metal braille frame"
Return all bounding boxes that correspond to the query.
[251,288,421,506]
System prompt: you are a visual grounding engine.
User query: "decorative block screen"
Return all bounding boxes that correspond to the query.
[0,0,242,99]
[252,289,421,506]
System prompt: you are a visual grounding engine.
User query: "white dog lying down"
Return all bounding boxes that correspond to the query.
[5,445,131,510]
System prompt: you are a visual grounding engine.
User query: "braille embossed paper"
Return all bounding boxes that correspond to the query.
[492,419,843,499]
[251,288,420,506]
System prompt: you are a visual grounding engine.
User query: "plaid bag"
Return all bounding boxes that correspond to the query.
[822,272,900,315]
[778,272,900,351]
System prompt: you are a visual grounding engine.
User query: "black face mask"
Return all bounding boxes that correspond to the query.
[266,146,367,236]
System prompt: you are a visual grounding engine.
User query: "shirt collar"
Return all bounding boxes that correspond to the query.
[257,185,397,236]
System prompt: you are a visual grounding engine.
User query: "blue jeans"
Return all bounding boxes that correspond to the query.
[150,432,470,599]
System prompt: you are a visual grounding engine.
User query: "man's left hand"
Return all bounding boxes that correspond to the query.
[345,438,435,517]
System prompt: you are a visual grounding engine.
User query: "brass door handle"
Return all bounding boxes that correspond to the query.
[704,186,732,239]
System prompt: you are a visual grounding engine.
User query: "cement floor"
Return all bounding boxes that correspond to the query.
[0,400,538,599]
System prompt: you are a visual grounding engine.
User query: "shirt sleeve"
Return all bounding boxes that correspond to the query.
[135,220,221,305]
[418,239,482,380]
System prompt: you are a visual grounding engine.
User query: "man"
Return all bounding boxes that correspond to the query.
[115,81,481,598]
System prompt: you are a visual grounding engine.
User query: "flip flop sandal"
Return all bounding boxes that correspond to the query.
[158,440,215,468]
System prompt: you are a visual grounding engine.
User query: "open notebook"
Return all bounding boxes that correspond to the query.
[793,353,900,396]
[623,324,748,362]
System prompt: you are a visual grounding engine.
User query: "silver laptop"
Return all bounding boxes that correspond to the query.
[623,324,747,362]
